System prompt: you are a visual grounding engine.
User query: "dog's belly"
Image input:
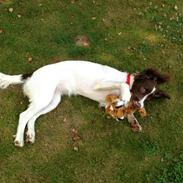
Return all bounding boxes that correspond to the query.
[57,80,120,103]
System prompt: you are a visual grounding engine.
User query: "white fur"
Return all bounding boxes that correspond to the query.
[0,61,134,147]
[0,73,23,88]
[139,87,156,108]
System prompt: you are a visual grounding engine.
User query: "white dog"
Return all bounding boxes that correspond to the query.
[0,61,135,146]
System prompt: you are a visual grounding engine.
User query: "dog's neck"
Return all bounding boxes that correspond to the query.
[127,73,135,89]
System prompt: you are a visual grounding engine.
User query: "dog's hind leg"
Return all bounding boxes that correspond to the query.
[14,94,56,147]
[26,93,61,144]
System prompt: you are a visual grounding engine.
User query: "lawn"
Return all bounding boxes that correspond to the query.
[0,0,183,182]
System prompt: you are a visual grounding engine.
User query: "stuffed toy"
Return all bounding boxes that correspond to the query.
[105,94,147,131]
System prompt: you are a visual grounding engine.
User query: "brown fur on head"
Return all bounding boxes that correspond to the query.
[131,68,170,102]
[136,68,170,84]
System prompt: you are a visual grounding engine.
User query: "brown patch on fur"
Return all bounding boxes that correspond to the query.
[21,73,33,80]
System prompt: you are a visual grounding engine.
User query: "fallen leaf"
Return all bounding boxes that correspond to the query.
[161,3,165,8]
[73,146,79,151]
[8,7,13,13]
[28,57,33,63]
[0,29,3,34]
[75,35,90,47]
[174,5,178,11]
[71,128,81,142]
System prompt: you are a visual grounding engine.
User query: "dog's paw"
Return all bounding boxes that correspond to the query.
[14,139,24,147]
[0,80,10,89]
[26,131,35,144]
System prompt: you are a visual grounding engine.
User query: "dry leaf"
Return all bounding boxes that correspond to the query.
[174,5,178,11]
[8,7,13,13]
[75,35,90,47]
[71,128,81,142]
[73,146,79,151]
[28,57,33,63]
[161,3,165,8]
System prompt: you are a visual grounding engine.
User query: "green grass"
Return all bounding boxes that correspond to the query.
[0,0,183,182]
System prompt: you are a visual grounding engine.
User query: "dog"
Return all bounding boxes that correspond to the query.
[0,61,170,147]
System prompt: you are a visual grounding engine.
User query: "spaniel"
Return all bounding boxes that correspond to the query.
[0,61,170,146]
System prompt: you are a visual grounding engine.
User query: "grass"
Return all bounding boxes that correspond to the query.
[0,0,183,182]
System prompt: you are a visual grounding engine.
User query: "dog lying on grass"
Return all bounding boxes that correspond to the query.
[0,60,170,147]
[105,94,147,131]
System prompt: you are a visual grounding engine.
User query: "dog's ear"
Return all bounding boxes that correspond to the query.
[142,68,170,84]
[148,89,170,100]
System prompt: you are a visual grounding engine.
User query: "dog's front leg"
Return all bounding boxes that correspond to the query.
[118,83,131,106]
[127,113,142,132]
[94,81,131,105]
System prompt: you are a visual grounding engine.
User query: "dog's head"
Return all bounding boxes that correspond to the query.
[131,68,170,107]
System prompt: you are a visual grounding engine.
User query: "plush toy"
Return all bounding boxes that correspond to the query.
[105,94,147,131]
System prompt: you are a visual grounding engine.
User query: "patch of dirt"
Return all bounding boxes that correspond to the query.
[0,0,12,4]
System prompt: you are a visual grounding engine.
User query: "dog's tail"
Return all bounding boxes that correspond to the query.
[0,72,32,89]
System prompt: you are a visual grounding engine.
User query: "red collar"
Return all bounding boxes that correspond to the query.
[126,73,131,86]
